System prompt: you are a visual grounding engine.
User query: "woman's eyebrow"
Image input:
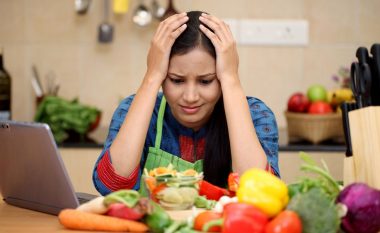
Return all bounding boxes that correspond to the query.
[167,73,216,78]
[198,73,216,78]
[167,72,185,77]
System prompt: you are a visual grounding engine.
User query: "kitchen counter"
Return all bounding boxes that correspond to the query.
[59,128,346,152]
[58,128,346,194]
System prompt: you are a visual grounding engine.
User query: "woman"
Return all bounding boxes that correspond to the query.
[93,11,279,195]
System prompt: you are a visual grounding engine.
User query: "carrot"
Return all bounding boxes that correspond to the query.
[58,209,149,232]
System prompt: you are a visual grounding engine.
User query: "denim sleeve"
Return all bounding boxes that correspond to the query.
[92,95,140,195]
[247,97,280,177]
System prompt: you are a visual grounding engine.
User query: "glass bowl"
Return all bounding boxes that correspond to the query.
[143,168,203,210]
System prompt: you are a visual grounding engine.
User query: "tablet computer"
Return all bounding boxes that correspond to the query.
[0,121,97,215]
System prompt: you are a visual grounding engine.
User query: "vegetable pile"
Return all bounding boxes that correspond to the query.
[35,96,100,143]
[191,152,380,233]
[59,190,173,232]
[58,152,380,233]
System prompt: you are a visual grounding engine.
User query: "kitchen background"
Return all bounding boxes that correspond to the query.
[0,0,379,142]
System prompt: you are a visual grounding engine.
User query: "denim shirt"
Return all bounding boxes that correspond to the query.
[93,92,279,195]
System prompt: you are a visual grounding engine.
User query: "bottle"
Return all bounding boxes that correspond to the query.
[0,47,11,121]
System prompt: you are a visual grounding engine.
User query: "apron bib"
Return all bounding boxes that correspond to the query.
[139,97,203,195]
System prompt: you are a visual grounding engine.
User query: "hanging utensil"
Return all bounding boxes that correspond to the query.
[75,0,92,15]
[113,0,129,14]
[98,0,113,43]
[161,0,178,20]
[31,65,44,98]
[132,0,152,26]
[151,0,165,19]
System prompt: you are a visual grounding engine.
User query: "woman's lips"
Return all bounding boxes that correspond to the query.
[181,105,200,114]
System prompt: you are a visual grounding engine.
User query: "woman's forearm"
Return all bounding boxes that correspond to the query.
[109,13,189,178]
[221,77,267,175]
[109,74,162,177]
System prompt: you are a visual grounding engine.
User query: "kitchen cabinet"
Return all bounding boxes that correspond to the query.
[59,148,344,196]
[279,151,344,184]
[59,148,102,196]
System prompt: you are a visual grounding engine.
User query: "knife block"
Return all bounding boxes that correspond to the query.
[348,106,380,189]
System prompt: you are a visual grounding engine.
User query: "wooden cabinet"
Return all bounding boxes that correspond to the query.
[59,148,102,195]
[279,151,344,184]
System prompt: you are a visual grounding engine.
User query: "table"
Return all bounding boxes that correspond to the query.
[0,199,197,233]
[0,200,83,233]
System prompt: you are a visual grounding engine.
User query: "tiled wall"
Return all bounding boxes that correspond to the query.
[0,0,379,140]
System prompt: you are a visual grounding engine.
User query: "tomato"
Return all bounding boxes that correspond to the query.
[194,211,222,232]
[151,183,167,202]
[265,210,302,233]
[227,173,239,192]
[145,176,157,192]
[308,101,333,114]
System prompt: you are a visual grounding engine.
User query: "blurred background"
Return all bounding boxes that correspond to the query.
[0,0,379,142]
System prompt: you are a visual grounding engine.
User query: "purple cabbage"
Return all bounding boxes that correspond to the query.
[337,183,380,233]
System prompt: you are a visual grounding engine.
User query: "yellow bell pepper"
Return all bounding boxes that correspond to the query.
[237,168,289,217]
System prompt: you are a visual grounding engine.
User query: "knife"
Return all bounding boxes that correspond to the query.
[341,102,356,157]
[370,44,380,105]
[341,101,358,185]
[351,47,373,108]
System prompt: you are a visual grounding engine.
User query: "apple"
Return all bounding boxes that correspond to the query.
[307,85,327,102]
[287,92,310,113]
[308,101,333,114]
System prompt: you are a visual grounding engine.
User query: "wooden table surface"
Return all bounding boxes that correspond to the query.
[0,199,199,233]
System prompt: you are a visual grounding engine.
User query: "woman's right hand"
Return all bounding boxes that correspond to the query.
[145,12,189,83]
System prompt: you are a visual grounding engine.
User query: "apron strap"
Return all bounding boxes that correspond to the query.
[154,96,166,149]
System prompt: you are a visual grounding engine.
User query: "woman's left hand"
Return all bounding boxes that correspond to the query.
[199,13,239,84]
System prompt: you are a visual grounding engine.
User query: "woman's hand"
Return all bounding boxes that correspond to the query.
[199,13,239,85]
[145,13,189,83]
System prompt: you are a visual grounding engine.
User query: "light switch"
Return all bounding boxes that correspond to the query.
[238,19,309,46]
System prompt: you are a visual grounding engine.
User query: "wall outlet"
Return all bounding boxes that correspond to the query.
[238,19,309,46]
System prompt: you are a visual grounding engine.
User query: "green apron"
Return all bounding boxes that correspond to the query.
[139,96,204,195]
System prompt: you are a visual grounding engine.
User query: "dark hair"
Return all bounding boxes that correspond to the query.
[170,11,231,187]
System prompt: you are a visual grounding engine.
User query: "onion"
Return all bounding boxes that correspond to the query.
[337,183,380,233]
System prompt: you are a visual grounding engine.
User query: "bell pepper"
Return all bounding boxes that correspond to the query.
[199,180,232,201]
[204,202,269,233]
[223,203,268,233]
[237,168,289,217]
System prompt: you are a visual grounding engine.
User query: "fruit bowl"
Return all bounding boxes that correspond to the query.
[143,166,203,210]
[285,111,344,144]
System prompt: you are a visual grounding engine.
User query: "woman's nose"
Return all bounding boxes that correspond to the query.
[183,83,199,103]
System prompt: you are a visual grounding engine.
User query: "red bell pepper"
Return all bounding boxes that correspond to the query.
[223,202,269,233]
[199,180,232,201]
[203,203,269,233]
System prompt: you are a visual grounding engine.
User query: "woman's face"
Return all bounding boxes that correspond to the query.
[163,47,221,131]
